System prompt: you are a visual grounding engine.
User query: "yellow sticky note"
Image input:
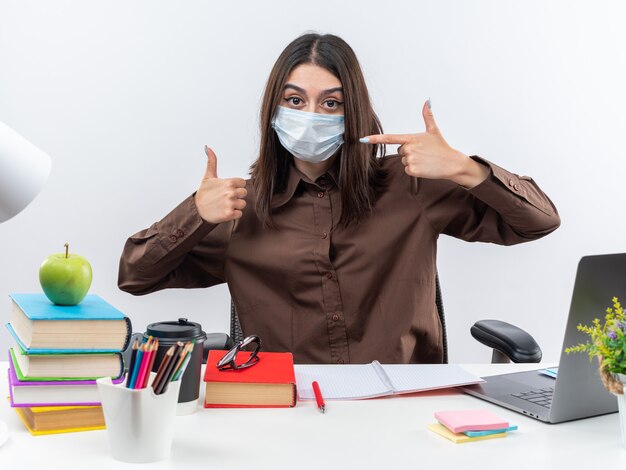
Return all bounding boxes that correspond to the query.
[427,423,508,444]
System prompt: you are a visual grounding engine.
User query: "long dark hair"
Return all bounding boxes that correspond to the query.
[251,33,387,228]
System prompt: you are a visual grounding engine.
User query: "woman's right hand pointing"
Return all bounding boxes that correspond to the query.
[194,146,247,224]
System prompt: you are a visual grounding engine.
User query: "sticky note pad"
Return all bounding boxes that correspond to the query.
[428,423,508,444]
[464,425,518,437]
[538,368,558,379]
[434,409,509,433]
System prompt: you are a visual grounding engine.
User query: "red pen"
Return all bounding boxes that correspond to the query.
[312,381,325,413]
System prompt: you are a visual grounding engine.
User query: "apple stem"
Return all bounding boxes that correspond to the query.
[64,243,69,259]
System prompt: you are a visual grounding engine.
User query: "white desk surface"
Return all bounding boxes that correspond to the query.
[1,362,625,469]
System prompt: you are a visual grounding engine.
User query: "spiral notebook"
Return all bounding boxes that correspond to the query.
[295,361,483,400]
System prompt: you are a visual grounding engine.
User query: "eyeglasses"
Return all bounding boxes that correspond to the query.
[216,335,262,371]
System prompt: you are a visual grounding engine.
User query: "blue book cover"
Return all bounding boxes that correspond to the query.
[8,293,132,353]
[10,293,125,320]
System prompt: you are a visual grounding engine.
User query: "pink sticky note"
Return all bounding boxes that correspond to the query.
[434,410,509,434]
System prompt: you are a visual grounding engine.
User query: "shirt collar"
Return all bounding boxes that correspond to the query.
[271,162,339,209]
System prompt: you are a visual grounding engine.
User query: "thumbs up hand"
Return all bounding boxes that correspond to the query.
[194,146,247,224]
[360,100,488,188]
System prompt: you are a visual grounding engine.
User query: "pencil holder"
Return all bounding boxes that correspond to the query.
[96,372,181,463]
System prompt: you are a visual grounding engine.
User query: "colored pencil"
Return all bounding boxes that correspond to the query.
[154,343,182,395]
[173,343,194,381]
[125,337,139,388]
[162,342,186,388]
[140,338,159,389]
[170,342,191,380]
[134,337,153,389]
[151,345,176,393]
[128,341,145,389]
[172,342,193,381]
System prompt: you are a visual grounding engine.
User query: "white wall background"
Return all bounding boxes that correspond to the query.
[1,0,624,363]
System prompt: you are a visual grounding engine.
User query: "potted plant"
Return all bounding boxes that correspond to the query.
[566,296,626,446]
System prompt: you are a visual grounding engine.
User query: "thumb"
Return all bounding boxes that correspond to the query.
[203,145,218,179]
[422,99,440,134]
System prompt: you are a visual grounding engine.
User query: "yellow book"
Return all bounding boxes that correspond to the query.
[427,423,508,443]
[13,404,105,436]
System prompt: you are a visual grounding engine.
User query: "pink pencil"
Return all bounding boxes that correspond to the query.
[134,338,153,389]
[140,339,159,389]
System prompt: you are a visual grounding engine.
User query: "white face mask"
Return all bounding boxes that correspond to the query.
[271,106,344,163]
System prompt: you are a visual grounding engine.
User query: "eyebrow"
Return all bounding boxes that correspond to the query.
[284,83,344,97]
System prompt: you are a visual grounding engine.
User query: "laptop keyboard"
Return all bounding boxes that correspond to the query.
[511,387,554,408]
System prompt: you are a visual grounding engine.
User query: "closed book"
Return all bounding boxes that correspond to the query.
[203,350,296,408]
[8,293,132,352]
[13,404,105,436]
[7,352,124,407]
[10,346,124,381]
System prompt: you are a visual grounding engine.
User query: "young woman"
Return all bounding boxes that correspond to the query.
[118,33,560,364]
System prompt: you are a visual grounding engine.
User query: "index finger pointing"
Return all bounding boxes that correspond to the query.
[359,134,417,145]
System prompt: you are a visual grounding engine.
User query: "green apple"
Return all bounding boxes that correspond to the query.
[39,243,93,306]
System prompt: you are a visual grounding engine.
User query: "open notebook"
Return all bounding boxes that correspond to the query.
[295,361,484,400]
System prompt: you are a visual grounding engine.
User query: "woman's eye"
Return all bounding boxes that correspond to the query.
[325,99,342,109]
[287,97,302,106]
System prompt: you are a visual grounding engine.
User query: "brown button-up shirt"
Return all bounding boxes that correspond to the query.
[118,155,560,364]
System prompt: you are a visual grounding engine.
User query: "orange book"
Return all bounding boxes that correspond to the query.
[203,350,296,408]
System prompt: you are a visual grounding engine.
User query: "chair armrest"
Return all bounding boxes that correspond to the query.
[202,333,234,364]
[122,332,145,372]
[470,320,542,363]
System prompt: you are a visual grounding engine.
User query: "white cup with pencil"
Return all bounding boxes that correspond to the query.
[96,339,193,463]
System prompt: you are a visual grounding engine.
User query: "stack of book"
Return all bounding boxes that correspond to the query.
[6,293,131,435]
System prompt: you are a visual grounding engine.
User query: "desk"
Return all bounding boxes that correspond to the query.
[1,362,624,469]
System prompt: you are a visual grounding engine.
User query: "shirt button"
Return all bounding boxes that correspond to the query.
[321,232,328,239]
[508,178,515,187]
[325,272,333,279]
[332,314,340,321]
[317,192,325,198]
[513,183,520,191]
[337,358,344,364]
[169,235,177,242]
[175,229,184,237]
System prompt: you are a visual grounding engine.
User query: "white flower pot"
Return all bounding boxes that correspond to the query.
[614,373,626,449]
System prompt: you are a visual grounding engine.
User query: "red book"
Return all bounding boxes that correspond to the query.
[203,350,296,408]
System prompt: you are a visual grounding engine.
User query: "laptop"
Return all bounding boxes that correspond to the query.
[460,253,625,423]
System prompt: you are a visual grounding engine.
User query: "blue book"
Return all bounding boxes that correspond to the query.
[8,293,132,353]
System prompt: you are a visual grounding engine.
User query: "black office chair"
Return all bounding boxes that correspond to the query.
[204,271,542,364]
